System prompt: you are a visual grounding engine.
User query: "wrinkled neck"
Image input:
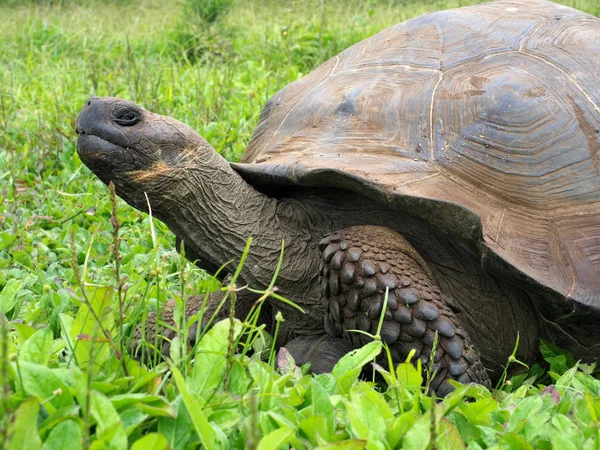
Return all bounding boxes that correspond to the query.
[159,149,319,298]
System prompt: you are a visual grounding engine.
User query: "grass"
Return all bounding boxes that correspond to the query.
[2,0,600,448]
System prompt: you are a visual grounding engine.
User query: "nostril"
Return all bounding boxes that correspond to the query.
[87,101,91,106]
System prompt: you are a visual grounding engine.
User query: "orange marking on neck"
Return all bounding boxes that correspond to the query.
[127,161,172,182]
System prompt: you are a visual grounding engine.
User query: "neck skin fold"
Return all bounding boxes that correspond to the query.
[148,147,323,328]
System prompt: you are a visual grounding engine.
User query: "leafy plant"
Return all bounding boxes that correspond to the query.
[185,0,234,23]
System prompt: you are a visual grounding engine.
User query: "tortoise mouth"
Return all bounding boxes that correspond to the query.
[76,133,137,180]
[77,132,125,157]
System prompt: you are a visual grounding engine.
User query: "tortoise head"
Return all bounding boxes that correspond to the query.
[76,97,207,215]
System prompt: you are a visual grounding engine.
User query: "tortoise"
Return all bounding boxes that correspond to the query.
[75,0,600,395]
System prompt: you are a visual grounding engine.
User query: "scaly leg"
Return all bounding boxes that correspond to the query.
[319,225,491,396]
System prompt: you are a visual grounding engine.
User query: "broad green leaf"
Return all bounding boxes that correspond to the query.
[257,426,294,450]
[316,440,367,450]
[313,373,337,395]
[573,372,600,397]
[13,250,32,268]
[549,415,583,449]
[104,352,149,384]
[345,399,369,440]
[396,362,423,389]
[437,417,465,450]
[158,397,196,450]
[20,327,53,365]
[303,378,334,435]
[110,393,173,413]
[89,391,127,450]
[444,381,492,412]
[70,285,114,371]
[90,381,118,395]
[550,355,569,374]
[0,231,17,250]
[41,420,82,450]
[335,367,362,396]
[539,340,575,368]
[58,313,75,354]
[508,384,533,401]
[499,432,534,450]
[248,361,282,411]
[0,334,16,379]
[387,411,417,448]
[130,433,169,450]
[572,394,597,433]
[17,362,74,414]
[169,335,183,366]
[1,279,22,313]
[266,411,298,432]
[209,409,242,432]
[555,364,578,394]
[39,405,81,436]
[349,387,387,439]
[402,413,430,450]
[69,366,88,414]
[7,398,41,450]
[264,412,304,449]
[258,409,280,437]
[119,408,149,436]
[299,415,329,447]
[228,359,251,397]
[286,381,308,408]
[331,341,382,380]
[458,397,498,427]
[359,383,393,423]
[445,413,479,447]
[136,402,178,418]
[521,411,551,443]
[332,341,382,394]
[171,366,216,450]
[127,369,163,394]
[373,360,396,387]
[14,323,36,347]
[188,318,242,396]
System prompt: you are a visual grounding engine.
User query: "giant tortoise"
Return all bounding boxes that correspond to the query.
[75,0,600,395]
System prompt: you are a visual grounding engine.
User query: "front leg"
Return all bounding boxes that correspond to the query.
[132,288,272,363]
[319,225,491,396]
[283,335,353,374]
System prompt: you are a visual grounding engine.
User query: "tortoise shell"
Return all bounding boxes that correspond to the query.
[233,0,600,327]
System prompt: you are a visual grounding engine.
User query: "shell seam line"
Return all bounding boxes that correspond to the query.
[550,220,578,299]
[522,51,600,115]
[260,55,341,155]
[429,71,444,162]
[484,50,600,116]
[518,20,549,52]
[494,208,506,243]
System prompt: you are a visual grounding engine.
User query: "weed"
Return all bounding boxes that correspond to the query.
[186,0,233,23]
[0,314,9,449]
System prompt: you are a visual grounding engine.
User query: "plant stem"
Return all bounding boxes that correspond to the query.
[0,314,10,450]
[109,182,129,377]
[224,287,237,390]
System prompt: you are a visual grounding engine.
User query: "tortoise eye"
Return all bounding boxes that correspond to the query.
[113,109,140,126]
